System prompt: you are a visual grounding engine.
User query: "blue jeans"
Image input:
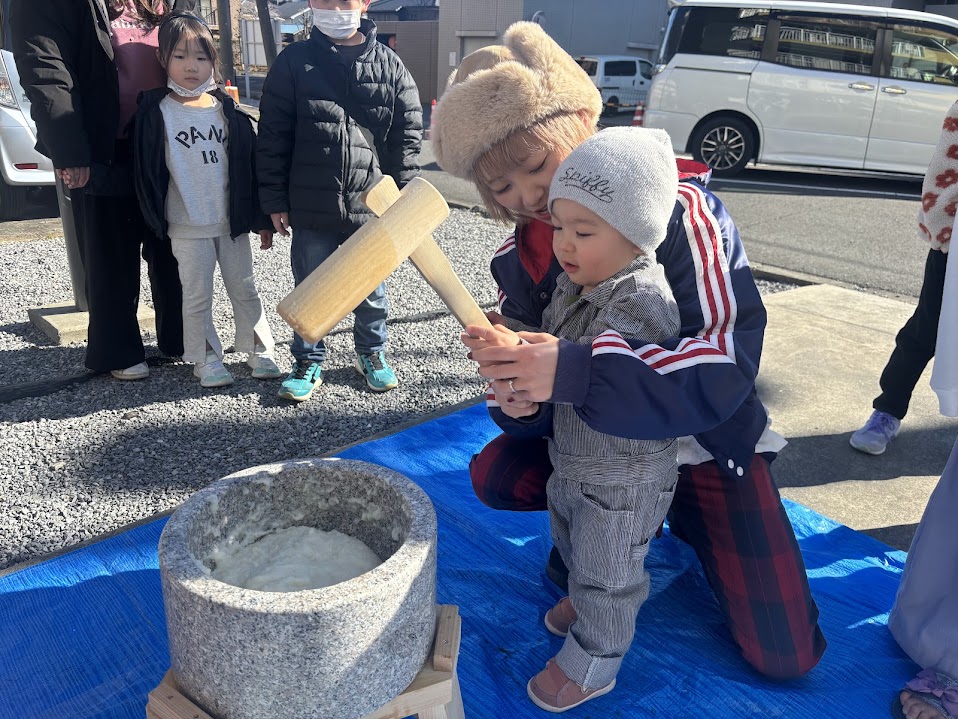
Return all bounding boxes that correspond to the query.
[290,227,388,364]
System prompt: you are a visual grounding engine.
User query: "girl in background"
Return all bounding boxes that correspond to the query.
[134,14,279,388]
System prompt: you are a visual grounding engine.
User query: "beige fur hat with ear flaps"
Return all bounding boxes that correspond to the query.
[431,22,603,180]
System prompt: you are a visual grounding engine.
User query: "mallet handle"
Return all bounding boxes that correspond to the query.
[278,177,450,344]
[363,176,493,332]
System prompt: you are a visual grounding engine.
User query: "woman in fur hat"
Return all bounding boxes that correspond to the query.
[430,20,826,702]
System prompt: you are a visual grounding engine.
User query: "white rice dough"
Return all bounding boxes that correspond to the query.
[209,525,383,592]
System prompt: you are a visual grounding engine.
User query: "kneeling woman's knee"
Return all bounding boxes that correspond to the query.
[467,435,551,512]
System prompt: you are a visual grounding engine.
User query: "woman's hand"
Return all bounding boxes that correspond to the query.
[270,212,290,237]
[58,167,90,190]
[258,230,274,250]
[470,331,560,403]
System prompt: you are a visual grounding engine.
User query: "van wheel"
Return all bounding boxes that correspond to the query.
[691,117,755,177]
[0,179,27,221]
[602,96,619,116]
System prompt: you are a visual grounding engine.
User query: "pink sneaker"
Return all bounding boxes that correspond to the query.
[544,597,577,637]
[527,658,616,713]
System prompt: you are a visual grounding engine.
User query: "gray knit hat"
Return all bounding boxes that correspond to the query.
[549,127,678,254]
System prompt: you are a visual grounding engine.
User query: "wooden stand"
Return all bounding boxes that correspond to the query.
[147,605,465,719]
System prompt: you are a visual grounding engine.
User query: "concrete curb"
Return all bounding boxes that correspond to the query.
[750,263,819,287]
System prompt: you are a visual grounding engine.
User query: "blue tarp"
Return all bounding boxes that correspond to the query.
[0,404,917,718]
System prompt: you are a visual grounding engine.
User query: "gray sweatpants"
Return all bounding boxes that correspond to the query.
[170,234,274,365]
[548,462,677,690]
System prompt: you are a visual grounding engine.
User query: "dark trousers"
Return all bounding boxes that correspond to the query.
[71,191,183,372]
[875,248,948,420]
[469,433,827,680]
[289,227,388,364]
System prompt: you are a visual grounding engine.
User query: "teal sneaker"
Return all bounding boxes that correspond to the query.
[278,359,323,401]
[355,351,398,392]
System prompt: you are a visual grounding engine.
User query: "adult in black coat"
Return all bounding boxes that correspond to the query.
[11,0,189,377]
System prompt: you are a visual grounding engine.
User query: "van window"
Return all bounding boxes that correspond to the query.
[605,60,637,77]
[674,6,769,60]
[0,0,8,51]
[577,59,598,76]
[886,24,958,85]
[639,61,653,80]
[772,15,879,76]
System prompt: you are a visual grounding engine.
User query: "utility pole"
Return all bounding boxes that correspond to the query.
[216,0,236,84]
[255,0,278,67]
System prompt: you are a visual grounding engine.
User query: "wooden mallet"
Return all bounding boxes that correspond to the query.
[277,176,492,344]
[362,175,492,333]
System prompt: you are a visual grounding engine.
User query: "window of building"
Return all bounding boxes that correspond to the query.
[674,7,769,60]
[772,15,878,76]
[196,0,217,25]
[887,24,958,85]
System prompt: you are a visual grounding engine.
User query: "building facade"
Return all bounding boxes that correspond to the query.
[368,0,441,106]
[438,0,670,99]
[437,0,958,99]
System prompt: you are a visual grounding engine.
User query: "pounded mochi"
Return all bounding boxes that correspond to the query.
[208,526,383,592]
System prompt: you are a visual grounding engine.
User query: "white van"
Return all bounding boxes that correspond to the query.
[643,0,958,176]
[576,55,654,113]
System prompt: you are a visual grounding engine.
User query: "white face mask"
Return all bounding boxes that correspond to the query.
[312,8,362,40]
[168,72,217,98]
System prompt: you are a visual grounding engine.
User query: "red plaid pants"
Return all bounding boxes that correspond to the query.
[469,433,827,679]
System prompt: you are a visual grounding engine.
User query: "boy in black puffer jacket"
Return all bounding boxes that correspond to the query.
[257,1,423,402]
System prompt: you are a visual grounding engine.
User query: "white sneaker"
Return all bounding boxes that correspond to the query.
[111,362,149,381]
[247,346,282,379]
[849,410,901,455]
[193,352,234,388]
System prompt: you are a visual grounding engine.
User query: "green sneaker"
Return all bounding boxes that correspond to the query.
[278,359,323,401]
[355,351,398,392]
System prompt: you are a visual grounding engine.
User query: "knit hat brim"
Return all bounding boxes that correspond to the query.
[431,22,603,179]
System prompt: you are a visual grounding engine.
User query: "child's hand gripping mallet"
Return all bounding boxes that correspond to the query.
[361,175,493,335]
[277,176,491,344]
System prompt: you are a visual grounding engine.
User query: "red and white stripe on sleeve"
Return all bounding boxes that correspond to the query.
[588,183,741,376]
[592,331,734,375]
[675,183,738,363]
[492,234,516,259]
[492,234,516,314]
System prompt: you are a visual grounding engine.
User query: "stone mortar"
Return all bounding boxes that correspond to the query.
[158,458,438,719]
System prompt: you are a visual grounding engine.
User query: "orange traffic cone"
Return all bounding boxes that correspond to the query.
[225,79,240,104]
[632,101,645,127]
[426,98,437,140]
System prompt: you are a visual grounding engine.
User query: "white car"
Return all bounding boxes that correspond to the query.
[643,0,958,177]
[0,47,55,218]
[576,54,654,114]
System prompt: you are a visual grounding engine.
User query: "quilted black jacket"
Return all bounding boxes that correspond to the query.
[256,20,423,233]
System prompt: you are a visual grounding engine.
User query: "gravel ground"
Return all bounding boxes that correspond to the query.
[0,208,795,570]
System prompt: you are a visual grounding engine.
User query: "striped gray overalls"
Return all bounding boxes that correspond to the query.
[543,257,680,690]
